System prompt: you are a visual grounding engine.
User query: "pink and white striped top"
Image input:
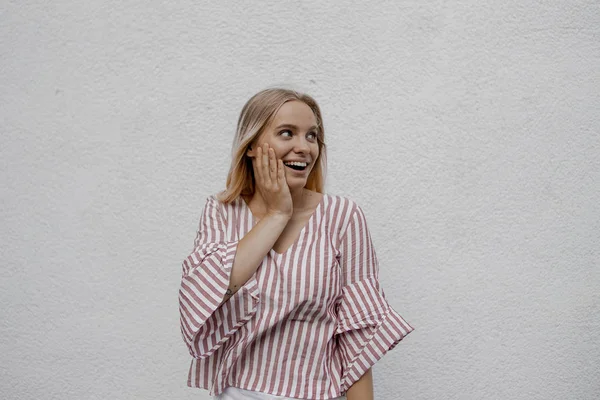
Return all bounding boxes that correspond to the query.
[179,193,414,399]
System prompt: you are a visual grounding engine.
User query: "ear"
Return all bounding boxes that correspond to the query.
[246,145,254,157]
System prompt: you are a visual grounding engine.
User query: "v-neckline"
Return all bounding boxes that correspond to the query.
[240,193,326,258]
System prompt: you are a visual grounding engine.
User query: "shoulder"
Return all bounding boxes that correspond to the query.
[206,192,244,205]
[322,193,370,241]
[206,193,221,205]
[203,193,242,217]
[323,192,364,219]
[203,194,221,211]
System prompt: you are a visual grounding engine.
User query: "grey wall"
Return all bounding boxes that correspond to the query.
[2,1,599,399]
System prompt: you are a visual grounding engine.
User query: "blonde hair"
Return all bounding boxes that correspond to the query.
[216,88,327,204]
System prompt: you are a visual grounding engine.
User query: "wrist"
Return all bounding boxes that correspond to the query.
[265,211,292,221]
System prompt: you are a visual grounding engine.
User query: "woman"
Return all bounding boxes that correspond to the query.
[179,88,413,400]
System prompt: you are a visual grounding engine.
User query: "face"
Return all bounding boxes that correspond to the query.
[247,100,320,188]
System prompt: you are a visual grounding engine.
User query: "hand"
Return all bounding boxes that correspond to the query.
[251,142,293,218]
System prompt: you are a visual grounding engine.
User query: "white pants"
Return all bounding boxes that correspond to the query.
[215,386,346,400]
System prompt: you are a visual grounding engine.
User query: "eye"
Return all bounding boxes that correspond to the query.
[278,129,318,141]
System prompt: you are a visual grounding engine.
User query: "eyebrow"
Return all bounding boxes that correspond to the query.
[275,123,318,131]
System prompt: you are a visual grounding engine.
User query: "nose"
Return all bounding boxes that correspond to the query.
[293,135,311,154]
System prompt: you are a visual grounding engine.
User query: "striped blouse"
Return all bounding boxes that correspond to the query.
[178,193,413,399]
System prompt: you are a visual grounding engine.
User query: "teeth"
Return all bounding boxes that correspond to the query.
[284,161,307,167]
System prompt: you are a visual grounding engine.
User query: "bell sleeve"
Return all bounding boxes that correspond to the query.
[334,203,414,394]
[178,195,260,359]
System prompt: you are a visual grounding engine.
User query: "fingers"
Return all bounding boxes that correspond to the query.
[254,146,263,183]
[261,143,271,185]
[254,143,280,188]
[269,147,277,184]
[277,159,285,184]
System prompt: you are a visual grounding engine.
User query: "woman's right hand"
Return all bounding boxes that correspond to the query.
[252,142,293,218]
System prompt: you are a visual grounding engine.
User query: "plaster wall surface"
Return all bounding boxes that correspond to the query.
[1,1,599,399]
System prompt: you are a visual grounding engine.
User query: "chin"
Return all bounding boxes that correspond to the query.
[286,180,307,189]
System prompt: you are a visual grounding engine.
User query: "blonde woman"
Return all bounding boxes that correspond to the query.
[179,88,413,400]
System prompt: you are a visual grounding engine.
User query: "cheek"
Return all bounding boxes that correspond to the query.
[267,144,285,159]
[312,144,320,157]
[258,140,281,157]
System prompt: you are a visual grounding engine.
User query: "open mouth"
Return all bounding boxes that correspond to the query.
[284,162,308,171]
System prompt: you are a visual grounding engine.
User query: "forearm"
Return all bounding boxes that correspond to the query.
[220,212,290,304]
[345,368,373,400]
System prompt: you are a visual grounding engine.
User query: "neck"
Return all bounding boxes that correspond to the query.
[247,187,311,215]
[290,187,309,210]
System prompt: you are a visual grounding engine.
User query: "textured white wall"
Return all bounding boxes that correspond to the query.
[2,1,599,399]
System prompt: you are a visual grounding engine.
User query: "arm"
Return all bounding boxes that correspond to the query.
[346,368,373,400]
[179,196,290,358]
[335,202,414,394]
[218,207,290,305]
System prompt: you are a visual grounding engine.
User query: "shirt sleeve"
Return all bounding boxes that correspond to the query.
[334,203,414,394]
[178,195,260,359]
